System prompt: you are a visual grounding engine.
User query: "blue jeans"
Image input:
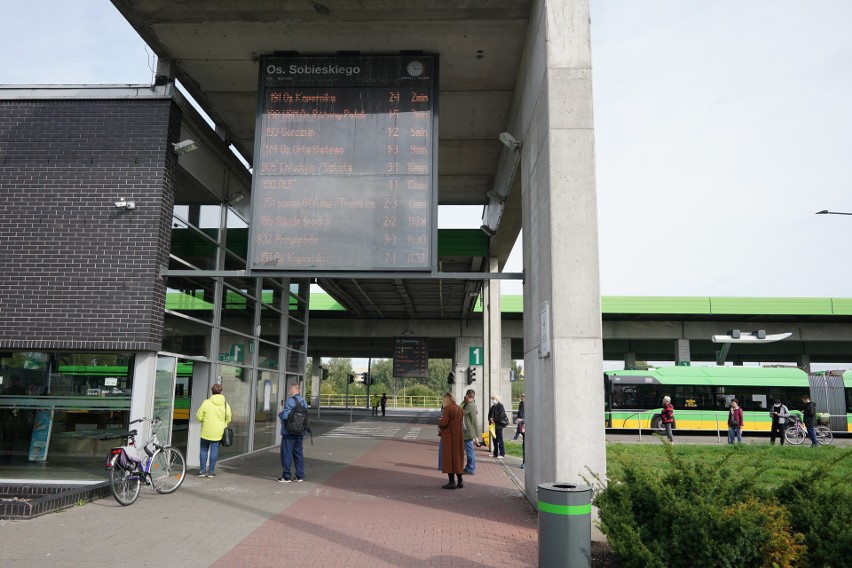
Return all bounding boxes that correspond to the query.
[281,433,304,479]
[806,424,818,447]
[727,425,742,444]
[463,439,476,473]
[199,438,220,474]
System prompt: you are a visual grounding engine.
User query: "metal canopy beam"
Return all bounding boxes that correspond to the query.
[163,270,523,280]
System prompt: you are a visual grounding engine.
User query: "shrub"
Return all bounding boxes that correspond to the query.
[592,443,806,568]
[774,452,852,568]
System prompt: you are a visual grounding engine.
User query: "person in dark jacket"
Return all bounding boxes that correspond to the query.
[769,399,789,445]
[513,394,525,440]
[801,394,818,447]
[488,394,508,459]
[277,383,307,483]
[661,395,674,443]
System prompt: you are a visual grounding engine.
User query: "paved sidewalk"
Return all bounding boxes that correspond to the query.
[0,411,550,567]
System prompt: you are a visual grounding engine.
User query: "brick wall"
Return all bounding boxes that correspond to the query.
[0,98,181,351]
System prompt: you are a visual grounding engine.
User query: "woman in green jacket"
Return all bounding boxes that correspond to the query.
[195,383,232,478]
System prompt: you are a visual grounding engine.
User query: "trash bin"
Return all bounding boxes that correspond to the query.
[537,482,592,568]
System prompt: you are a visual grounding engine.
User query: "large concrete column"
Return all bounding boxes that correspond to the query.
[519,0,605,499]
[484,257,505,405]
[675,339,691,366]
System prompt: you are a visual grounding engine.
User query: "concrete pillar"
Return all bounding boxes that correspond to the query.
[798,354,811,373]
[310,356,322,411]
[520,0,605,499]
[624,352,637,370]
[484,257,505,404]
[130,352,159,452]
[675,339,691,366]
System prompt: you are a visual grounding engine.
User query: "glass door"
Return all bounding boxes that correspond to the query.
[154,355,177,447]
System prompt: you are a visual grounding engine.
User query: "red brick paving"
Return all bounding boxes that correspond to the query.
[213,438,538,567]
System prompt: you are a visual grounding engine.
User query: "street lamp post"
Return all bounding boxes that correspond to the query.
[816,210,852,216]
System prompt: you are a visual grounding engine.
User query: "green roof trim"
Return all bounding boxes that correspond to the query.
[708,297,834,315]
[166,290,852,317]
[602,296,710,314]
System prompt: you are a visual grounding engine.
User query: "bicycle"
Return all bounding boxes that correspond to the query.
[105,416,187,506]
[784,416,833,446]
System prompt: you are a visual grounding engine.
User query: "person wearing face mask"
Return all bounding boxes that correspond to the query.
[769,399,789,445]
[487,394,508,459]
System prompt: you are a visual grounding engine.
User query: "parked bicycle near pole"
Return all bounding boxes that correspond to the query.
[784,415,832,446]
[105,416,187,506]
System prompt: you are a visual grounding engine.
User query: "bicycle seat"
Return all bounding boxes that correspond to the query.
[126,429,138,437]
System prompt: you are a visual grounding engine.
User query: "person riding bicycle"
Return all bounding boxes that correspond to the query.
[769,399,789,445]
[801,394,818,447]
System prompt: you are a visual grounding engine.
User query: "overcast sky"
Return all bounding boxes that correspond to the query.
[2,0,851,298]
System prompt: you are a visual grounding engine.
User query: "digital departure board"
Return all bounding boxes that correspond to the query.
[249,55,438,271]
[393,337,429,379]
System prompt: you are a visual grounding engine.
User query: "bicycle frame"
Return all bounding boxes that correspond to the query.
[105,418,164,483]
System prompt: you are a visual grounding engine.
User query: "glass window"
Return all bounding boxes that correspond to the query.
[254,370,279,449]
[217,364,251,456]
[0,352,134,468]
[162,314,213,357]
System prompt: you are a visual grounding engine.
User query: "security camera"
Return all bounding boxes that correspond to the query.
[498,131,522,151]
[172,139,199,155]
[115,198,136,210]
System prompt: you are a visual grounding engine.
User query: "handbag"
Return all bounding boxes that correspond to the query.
[221,426,234,447]
[220,402,233,447]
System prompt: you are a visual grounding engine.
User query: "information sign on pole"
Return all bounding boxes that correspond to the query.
[469,346,484,366]
[249,55,438,272]
[393,337,429,379]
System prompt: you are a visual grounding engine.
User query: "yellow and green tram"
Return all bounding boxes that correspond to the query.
[604,366,852,433]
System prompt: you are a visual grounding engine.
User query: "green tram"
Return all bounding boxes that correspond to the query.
[604,366,852,433]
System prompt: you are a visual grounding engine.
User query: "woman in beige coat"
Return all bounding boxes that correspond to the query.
[438,392,465,489]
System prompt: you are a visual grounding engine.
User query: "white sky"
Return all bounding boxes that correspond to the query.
[2,0,851,298]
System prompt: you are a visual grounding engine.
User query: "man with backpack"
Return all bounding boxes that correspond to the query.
[278,383,308,483]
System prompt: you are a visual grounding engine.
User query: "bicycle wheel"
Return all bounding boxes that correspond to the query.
[109,456,141,506]
[149,446,186,494]
[815,425,833,446]
[785,425,805,445]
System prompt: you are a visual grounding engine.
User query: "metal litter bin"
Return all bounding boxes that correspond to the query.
[538,482,592,568]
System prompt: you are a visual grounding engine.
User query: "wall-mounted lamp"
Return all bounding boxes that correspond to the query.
[402,329,416,336]
[228,192,246,205]
[172,139,199,155]
[480,224,496,237]
[114,198,136,210]
[498,131,522,152]
[486,190,506,204]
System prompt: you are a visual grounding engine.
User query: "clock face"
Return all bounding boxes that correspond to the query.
[406,60,424,77]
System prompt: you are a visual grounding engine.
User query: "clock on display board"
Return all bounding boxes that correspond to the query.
[406,60,424,77]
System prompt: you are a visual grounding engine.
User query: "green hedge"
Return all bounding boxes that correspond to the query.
[592,443,851,568]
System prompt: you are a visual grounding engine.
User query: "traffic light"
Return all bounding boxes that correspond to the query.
[467,366,477,384]
[362,373,371,385]
[348,373,355,384]
[447,371,455,385]
[321,367,329,380]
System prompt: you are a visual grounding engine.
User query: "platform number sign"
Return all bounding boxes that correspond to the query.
[469,346,483,366]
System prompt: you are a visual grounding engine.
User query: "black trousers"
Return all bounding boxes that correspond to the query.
[770,421,785,445]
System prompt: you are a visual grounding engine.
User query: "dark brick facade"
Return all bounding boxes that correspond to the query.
[0,97,181,352]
